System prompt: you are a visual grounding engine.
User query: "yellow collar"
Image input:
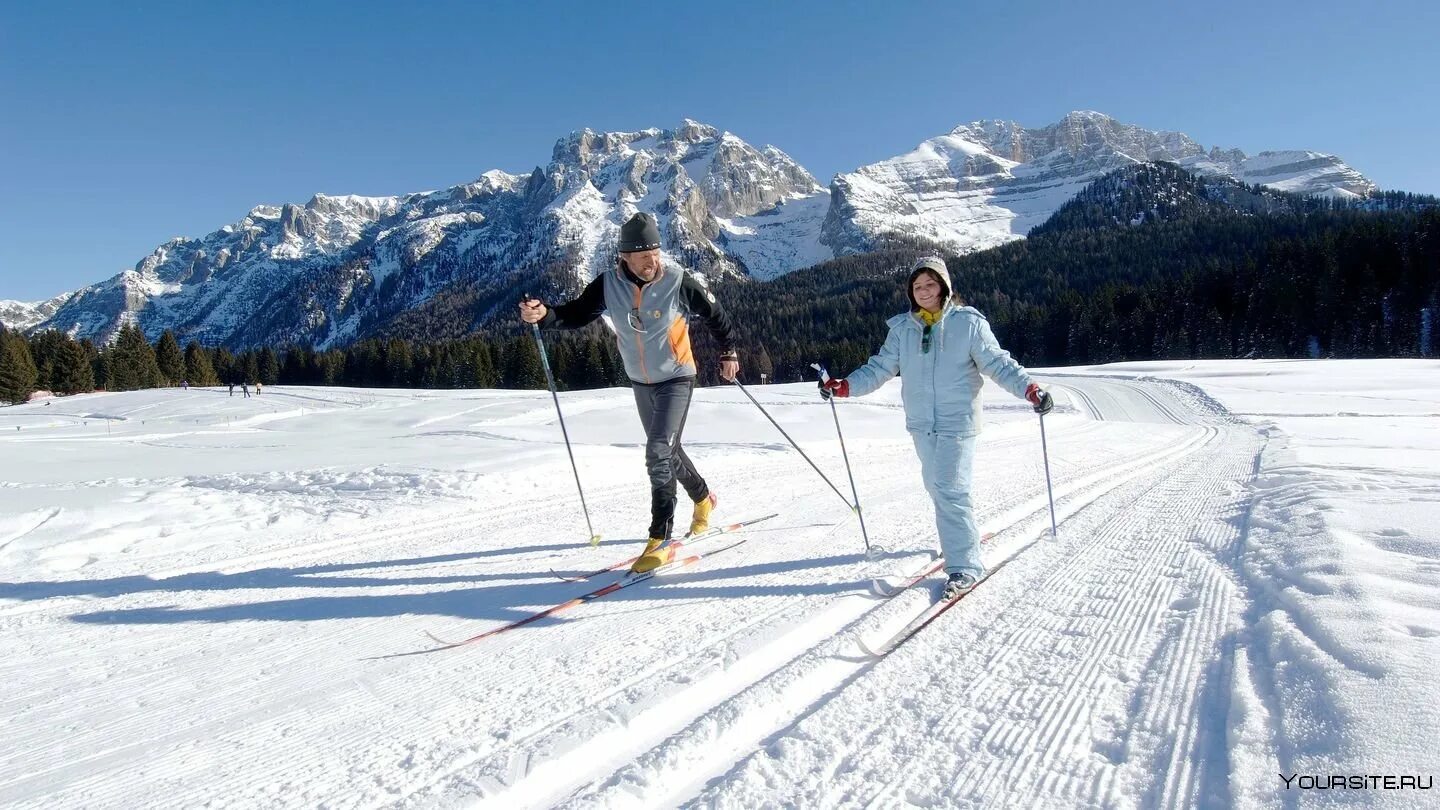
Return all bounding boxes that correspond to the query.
[917,308,941,326]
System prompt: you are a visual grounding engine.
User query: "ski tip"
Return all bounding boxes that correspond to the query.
[854,635,885,658]
[423,631,459,648]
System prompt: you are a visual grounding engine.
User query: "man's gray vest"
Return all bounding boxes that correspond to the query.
[603,260,697,385]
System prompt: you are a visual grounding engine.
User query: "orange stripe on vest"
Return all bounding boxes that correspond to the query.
[668,316,694,369]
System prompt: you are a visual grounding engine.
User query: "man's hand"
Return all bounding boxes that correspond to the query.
[719,358,740,382]
[518,297,547,324]
[1025,383,1054,415]
[819,378,849,400]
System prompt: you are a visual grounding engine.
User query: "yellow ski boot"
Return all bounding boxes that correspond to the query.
[631,536,675,574]
[689,492,718,537]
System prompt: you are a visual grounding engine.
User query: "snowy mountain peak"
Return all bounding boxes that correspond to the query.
[676,118,721,142]
[822,111,1374,257]
[530,120,827,282]
[303,193,403,220]
[476,169,523,191]
[1182,149,1375,198]
[23,112,1380,348]
[0,291,77,332]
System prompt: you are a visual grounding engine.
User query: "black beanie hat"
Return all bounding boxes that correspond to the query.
[617,212,662,253]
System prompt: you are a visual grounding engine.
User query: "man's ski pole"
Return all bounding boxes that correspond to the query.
[730,378,856,514]
[527,305,601,546]
[1039,411,1058,539]
[811,363,872,555]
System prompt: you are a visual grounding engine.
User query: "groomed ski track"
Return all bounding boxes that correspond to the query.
[0,376,1265,809]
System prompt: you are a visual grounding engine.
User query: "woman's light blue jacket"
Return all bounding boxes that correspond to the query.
[845,302,1034,436]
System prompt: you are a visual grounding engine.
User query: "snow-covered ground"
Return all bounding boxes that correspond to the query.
[1,360,1435,808]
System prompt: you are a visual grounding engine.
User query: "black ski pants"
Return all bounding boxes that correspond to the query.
[632,376,709,540]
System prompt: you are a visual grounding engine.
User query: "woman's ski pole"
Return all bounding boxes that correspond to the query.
[812,363,872,555]
[730,378,856,515]
[1038,411,1058,539]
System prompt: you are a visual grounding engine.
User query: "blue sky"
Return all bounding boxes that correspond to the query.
[3,0,1437,301]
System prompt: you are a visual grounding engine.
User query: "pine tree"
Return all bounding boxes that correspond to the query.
[504,335,546,389]
[385,338,413,387]
[105,324,164,391]
[281,345,317,384]
[26,330,68,391]
[755,342,775,382]
[154,329,185,385]
[579,338,610,389]
[434,346,459,389]
[241,351,261,386]
[602,339,627,386]
[211,347,237,384]
[346,341,381,386]
[0,330,39,404]
[258,347,280,385]
[184,341,220,386]
[52,338,95,394]
[318,350,346,385]
[547,340,572,391]
[472,342,497,388]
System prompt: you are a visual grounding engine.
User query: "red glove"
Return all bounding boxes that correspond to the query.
[1025,383,1053,415]
[819,378,850,400]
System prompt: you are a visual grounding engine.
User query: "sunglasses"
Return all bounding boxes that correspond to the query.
[922,324,933,354]
[628,307,646,333]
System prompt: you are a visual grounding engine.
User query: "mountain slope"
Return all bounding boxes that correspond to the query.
[819,111,1376,257]
[22,112,1378,347]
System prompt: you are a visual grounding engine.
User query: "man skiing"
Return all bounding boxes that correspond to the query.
[819,256,1053,599]
[519,212,741,573]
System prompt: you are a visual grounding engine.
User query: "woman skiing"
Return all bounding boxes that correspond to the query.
[819,256,1053,598]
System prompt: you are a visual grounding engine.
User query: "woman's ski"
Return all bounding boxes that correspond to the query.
[857,553,1015,657]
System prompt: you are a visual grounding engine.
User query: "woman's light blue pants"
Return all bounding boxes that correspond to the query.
[910,431,984,577]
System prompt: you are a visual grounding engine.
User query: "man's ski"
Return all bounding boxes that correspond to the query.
[857,554,1015,658]
[551,516,765,583]
[417,513,779,653]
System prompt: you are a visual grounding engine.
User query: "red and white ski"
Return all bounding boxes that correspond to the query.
[857,553,1015,658]
[550,516,767,583]
[405,513,779,655]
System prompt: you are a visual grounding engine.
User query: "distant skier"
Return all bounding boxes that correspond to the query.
[242,382,250,398]
[819,256,1053,599]
[228,382,235,397]
[181,379,189,390]
[519,212,741,573]
[255,381,262,395]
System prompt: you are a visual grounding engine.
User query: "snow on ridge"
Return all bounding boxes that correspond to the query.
[825,110,1376,255]
[717,190,832,280]
[29,113,1382,346]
